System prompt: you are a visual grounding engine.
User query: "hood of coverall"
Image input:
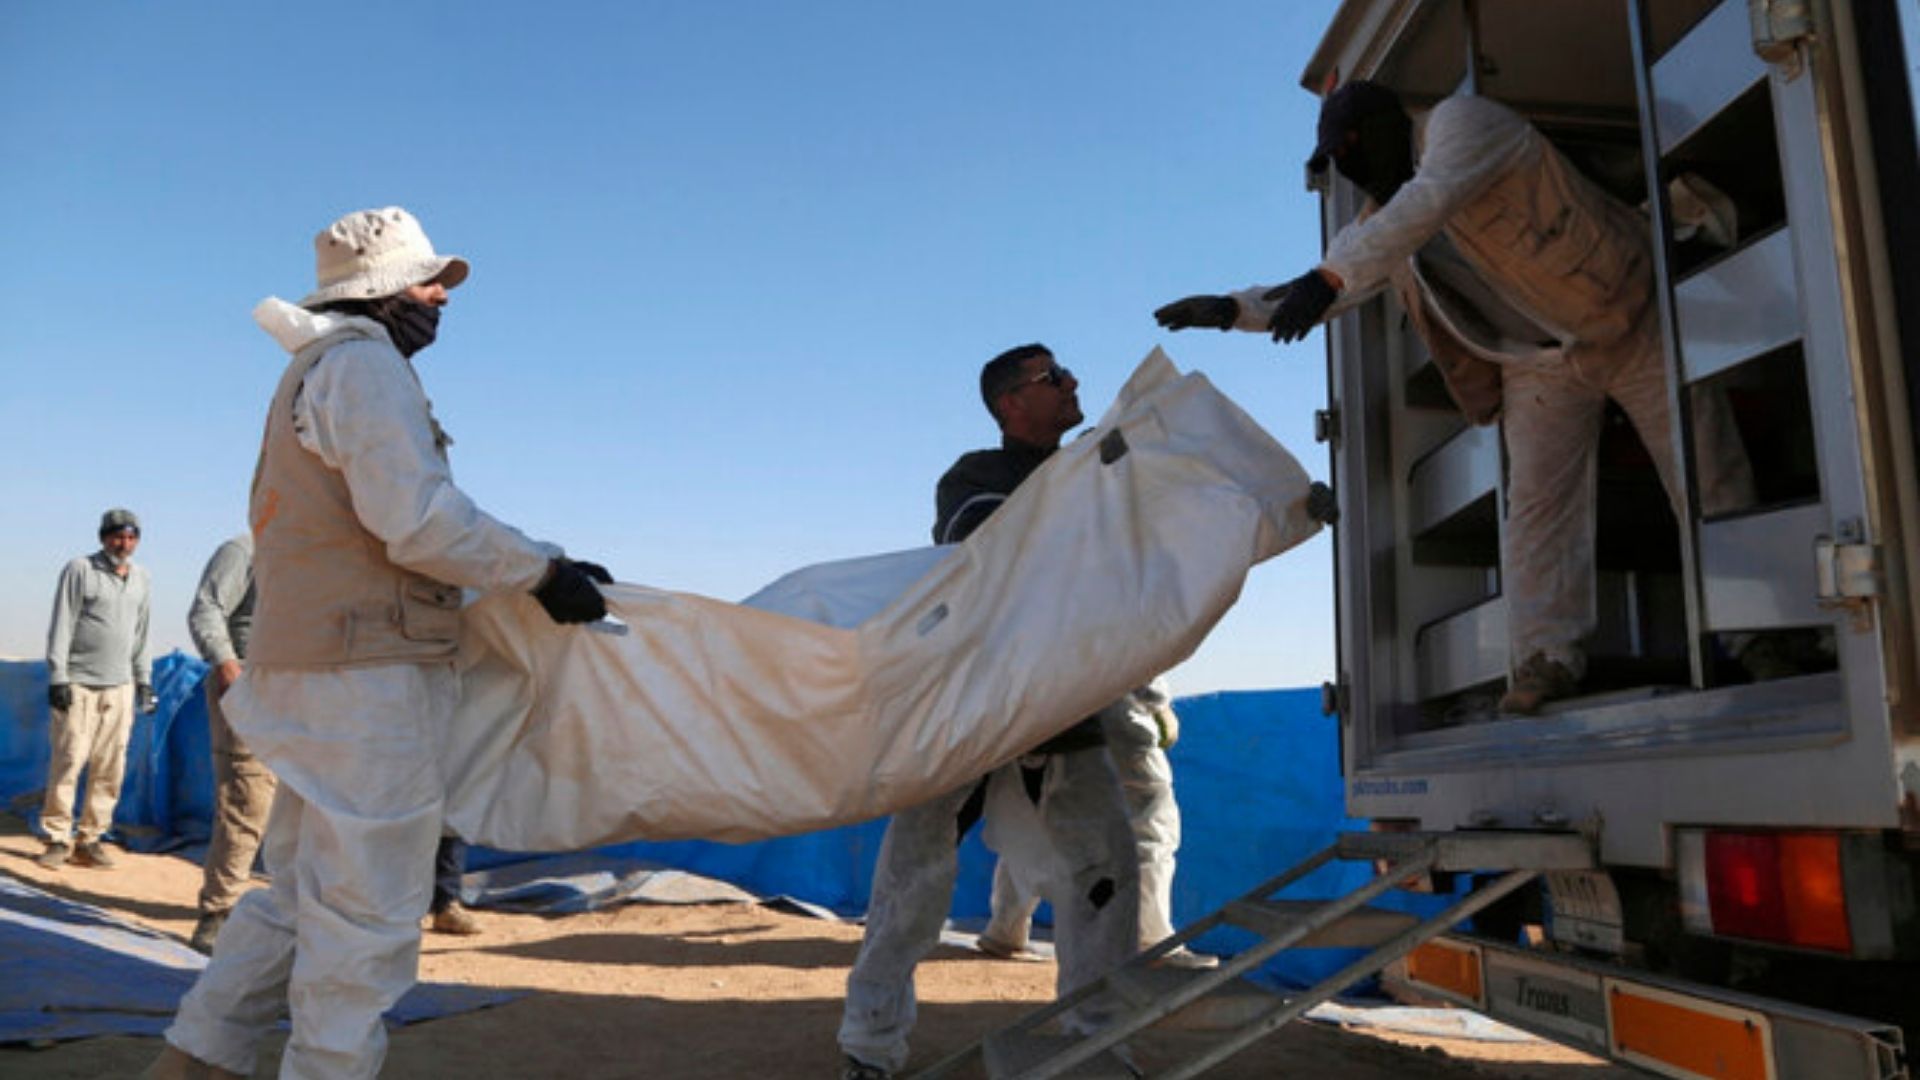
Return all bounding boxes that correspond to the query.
[253,296,391,357]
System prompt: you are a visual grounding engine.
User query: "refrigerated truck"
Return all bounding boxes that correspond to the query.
[1304,0,1920,1073]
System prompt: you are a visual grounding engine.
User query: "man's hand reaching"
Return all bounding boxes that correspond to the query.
[1153,295,1239,331]
[1263,270,1339,343]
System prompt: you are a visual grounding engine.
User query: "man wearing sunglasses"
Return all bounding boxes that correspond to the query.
[839,344,1139,1080]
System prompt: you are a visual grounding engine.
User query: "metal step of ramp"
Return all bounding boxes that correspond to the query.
[981,1033,1138,1079]
[911,830,1594,1080]
[1104,966,1282,1032]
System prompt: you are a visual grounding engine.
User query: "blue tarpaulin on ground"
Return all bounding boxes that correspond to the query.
[0,872,521,1044]
[1,657,1445,1000]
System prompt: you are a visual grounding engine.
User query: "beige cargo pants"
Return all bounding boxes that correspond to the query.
[41,683,135,843]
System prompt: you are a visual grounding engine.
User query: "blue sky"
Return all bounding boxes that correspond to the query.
[0,2,1343,693]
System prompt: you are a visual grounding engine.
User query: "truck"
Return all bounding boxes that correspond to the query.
[918,4,1920,1076]
[1308,0,1920,1075]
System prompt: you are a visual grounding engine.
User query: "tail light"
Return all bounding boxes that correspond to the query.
[1676,828,1852,954]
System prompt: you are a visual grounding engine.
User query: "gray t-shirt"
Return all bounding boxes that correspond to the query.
[46,551,152,687]
[188,533,255,665]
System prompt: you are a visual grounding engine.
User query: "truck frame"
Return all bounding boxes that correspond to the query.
[1310,0,1920,1072]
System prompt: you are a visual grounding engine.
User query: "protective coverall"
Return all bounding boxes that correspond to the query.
[982,678,1185,953]
[1233,94,1750,678]
[838,437,1139,1076]
[163,298,560,1079]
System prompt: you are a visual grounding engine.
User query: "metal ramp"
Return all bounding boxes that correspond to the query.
[912,830,1594,1080]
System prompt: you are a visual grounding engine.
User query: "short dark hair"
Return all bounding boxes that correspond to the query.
[979,343,1052,421]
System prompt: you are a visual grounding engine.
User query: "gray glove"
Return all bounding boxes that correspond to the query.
[136,683,157,714]
[48,684,72,712]
[1154,295,1239,331]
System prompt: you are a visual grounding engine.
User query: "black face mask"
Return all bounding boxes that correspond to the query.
[370,296,441,358]
[1334,109,1415,206]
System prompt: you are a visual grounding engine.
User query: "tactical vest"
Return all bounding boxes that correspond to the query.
[1395,133,1654,426]
[246,331,463,668]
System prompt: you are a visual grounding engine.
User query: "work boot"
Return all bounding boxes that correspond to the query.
[141,1044,246,1080]
[841,1054,892,1080]
[189,911,228,955]
[1498,653,1578,715]
[73,839,119,868]
[35,841,71,869]
[1152,945,1220,970]
[429,900,481,935]
[974,933,1046,963]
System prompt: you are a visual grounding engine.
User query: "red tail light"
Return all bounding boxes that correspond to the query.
[1702,830,1851,954]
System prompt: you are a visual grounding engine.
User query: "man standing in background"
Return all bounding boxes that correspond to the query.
[38,508,156,870]
[429,836,481,935]
[186,533,266,954]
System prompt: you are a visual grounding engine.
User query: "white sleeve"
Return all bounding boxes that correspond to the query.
[1228,275,1391,333]
[1319,96,1538,298]
[292,342,561,593]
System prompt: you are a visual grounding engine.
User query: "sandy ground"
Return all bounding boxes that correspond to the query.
[0,819,1642,1079]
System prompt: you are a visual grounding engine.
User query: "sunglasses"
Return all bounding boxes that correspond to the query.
[1016,364,1073,391]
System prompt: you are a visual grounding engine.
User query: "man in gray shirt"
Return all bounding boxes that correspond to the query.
[186,533,269,953]
[39,508,156,869]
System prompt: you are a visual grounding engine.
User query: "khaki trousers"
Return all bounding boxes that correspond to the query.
[41,683,135,843]
[199,680,278,916]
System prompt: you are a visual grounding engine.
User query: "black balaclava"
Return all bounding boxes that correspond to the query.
[317,295,441,358]
[1336,106,1416,206]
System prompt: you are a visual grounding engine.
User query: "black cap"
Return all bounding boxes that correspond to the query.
[1307,80,1405,172]
[98,508,140,536]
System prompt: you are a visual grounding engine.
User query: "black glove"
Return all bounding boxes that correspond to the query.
[1153,295,1239,331]
[136,683,157,714]
[570,560,614,586]
[533,559,608,624]
[1263,270,1339,343]
[48,684,72,712]
[1306,481,1339,525]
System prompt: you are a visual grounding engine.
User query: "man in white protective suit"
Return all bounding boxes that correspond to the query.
[1155,81,1751,715]
[148,207,612,1080]
[838,344,1141,1080]
[977,676,1217,970]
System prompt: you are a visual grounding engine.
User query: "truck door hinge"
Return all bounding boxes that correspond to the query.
[1815,521,1880,630]
[1320,680,1349,719]
[1749,0,1812,77]
[1314,408,1340,445]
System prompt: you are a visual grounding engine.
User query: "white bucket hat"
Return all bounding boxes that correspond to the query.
[297,206,469,308]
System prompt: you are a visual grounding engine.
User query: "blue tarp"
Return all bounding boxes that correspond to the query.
[1,654,216,852]
[0,872,520,1044]
[1,657,1445,994]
